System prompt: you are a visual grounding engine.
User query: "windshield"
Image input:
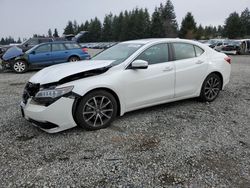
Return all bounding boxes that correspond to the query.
[92,43,143,65]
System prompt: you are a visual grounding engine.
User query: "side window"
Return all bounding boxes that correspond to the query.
[52,44,66,51]
[194,46,204,57]
[35,44,51,53]
[173,43,196,60]
[136,43,169,65]
[65,43,81,49]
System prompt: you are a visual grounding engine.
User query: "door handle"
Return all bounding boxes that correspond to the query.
[196,60,204,64]
[46,53,50,56]
[163,66,173,72]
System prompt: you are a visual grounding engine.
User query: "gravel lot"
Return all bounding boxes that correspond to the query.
[0,56,249,187]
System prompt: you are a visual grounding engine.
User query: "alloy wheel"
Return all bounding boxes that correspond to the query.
[82,96,114,128]
[204,77,221,100]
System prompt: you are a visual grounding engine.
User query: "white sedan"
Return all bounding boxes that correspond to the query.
[21,39,231,133]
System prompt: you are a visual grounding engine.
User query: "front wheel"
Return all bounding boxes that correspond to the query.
[200,73,222,102]
[12,60,28,73]
[75,90,118,131]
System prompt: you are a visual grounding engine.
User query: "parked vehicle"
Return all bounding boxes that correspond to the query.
[4,41,90,73]
[0,37,54,57]
[213,41,230,52]
[0,31,88,59]
[20,38,231,133]
[220,40,241,55]
[240,39,250,54]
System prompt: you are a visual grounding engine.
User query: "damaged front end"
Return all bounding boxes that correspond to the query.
[1,46,25,70]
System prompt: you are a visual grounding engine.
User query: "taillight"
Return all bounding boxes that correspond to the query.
[82,48,88,53]
[224,56,231,64]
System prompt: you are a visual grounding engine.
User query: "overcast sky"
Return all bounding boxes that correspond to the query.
[0,0,249,40]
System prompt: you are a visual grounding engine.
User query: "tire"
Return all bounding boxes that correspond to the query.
[200,73,222,102]
[69,56,80,62]
[12,60,28,73]
[75,90,118,131]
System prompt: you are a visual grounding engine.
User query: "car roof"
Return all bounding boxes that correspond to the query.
[37,41,79,46]
[121,38,203,46]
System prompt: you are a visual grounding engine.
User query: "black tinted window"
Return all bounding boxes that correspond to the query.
[35,44,51,53]
[194,46,204,57]
[65,43,81,49]
[52,44,66,51]
[173,43,196,60]
[136,43,169,65]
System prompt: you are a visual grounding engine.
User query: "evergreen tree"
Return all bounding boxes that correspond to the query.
[224,12,243,39]
[87,17,102,42]
[159,0,178,37]
[120,11,131,41]
[73,20,79,34]
[196,25,204,39]
[112,13,124,41]
[53,28,59,37]
[240,8,250,36]
[217,25,224,37]
[151,8,165,37]
[102,13,114,41]
[83,21,90,30]
[179,12,197,39]
[48,29,52,37]
[17,37,22,43]
[64,21,74,35]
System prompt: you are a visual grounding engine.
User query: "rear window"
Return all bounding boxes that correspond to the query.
[64,43,81,49]
[173,43,196,60]
[194,46,204,57]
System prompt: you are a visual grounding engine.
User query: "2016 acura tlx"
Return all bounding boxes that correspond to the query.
[20,39,231,133]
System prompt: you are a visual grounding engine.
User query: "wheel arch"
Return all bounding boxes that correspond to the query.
[74,87,122,117]
[68,55,80,61]
[208,71,224,90]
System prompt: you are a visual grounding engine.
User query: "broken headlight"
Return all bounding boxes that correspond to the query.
[33,86,74,106]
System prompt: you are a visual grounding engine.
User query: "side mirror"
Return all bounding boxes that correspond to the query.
[30,51,36,55]
[131,60,148,69]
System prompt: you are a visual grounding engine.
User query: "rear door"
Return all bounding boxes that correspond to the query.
[28,44,52,67]
[172,43,208,98]
[51,43,69,64]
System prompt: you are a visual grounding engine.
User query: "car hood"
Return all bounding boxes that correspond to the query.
[2,46,24,61]
[29,60,114,85]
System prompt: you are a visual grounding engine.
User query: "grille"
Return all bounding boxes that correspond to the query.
[22,82,40,104]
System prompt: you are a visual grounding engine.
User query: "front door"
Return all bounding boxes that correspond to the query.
[120,43,175,111]
[29,44,52,67]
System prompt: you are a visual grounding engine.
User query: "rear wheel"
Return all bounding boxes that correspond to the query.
[75,90,118,131]
[200,73,222,102]
[12,60,28,73]
[69,56,80,62]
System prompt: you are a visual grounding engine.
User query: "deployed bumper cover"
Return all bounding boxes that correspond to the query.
[21,97,77,133]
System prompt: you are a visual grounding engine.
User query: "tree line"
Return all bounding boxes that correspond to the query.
[62,0,250,42]
[1,0,250,45]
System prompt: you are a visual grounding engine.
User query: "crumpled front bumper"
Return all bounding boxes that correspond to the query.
[21,97,77,133]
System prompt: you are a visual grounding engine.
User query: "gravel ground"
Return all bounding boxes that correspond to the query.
[0,56,249,188]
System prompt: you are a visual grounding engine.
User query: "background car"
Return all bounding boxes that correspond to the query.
[220,40,241,55]
[21,38,231,133]
[11,41,90,73]
[0,37,54,57]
